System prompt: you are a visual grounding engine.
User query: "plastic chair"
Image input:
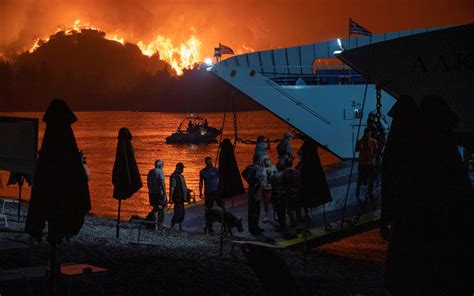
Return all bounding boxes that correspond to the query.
[0,199,8,227]
[0,199,17,227]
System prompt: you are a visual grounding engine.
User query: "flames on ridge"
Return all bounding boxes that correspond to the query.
[27,20,202,76]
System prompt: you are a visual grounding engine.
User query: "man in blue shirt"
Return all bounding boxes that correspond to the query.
[199,156,221,210]
[277,132,294,161]
[255,135,270,161]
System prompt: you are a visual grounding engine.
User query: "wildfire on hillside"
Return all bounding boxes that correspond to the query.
[26,20,201,76]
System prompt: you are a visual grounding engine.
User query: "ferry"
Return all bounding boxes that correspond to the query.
[205,23,474,246]
[211,23,474,159]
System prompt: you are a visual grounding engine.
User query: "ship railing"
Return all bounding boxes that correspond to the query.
[256,66,365,86]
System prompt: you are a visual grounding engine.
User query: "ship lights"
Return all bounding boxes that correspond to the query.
[204,57,213,65]
[333,38,345,55]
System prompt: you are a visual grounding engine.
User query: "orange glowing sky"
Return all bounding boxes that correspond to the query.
[1,0,473,61]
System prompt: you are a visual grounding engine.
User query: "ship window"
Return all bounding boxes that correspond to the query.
[312,58,364,85]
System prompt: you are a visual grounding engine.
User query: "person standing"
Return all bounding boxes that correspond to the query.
[255,135,270,161]
[261,155,277,223]
[355,129,379,203]
[79,150,90,181]
[270,159,287,230]
[277,132,294,161]
[169,162,187,231]
[282,159,302,227]
[199,156,221,209]
[242,154,264,235]
[147,159,167,228]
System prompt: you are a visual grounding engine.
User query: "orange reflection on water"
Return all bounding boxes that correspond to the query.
[0,111,340,219]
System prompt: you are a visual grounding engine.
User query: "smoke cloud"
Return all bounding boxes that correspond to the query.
[1,0,473,58]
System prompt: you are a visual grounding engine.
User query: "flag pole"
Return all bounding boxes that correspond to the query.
[348,18,352,49]
[348,18,352,84]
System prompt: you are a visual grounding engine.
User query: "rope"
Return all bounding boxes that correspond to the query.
[215,87,231,166]
[232,90,239,148]
[375,86,382,123]
[339,80,369,231]
[229,89,284,146]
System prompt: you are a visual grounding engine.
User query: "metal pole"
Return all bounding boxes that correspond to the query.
[116,199,121,238]
[49,242,57,296]
[219,198,225,256]
[339,81,369,231]
[17,178,23,221]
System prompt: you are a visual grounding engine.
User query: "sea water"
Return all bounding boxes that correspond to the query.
[0,111,339,219]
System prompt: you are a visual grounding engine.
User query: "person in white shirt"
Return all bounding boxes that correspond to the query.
[261,155,277,223]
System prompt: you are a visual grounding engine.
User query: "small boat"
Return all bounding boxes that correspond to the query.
[166,115,221,144]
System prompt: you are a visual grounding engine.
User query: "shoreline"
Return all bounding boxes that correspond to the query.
[0,199,388,295]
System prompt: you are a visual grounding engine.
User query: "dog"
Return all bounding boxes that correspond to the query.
[204,208,243,236]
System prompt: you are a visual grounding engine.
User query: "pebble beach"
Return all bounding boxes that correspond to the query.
[0,200,389,295]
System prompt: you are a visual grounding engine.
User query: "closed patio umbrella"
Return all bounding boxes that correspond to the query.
[217,139,244,255]
[299,139,332,274]
[218,139,245,199]
[299,139,332,209]
[112,127,142,238]
[24,99,91,295]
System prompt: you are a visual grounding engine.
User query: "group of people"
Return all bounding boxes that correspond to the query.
[145,155,221,232]
[242,132,309,235]
[144,132,301,235]
[187,119,208,133]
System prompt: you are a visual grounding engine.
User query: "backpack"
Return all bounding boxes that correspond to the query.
[283,168,301,198]
[242,165,261,191]
[277,141,286,157]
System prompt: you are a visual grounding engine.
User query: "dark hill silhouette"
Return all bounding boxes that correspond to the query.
[0,29,260,112]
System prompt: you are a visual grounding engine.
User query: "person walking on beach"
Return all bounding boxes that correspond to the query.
[200,156,221,209]
[355,129,379,204]
[242,154,264,235]
[261,155,277,223]
[255,135,270,161]
[79,149,90,181]
[147,159,167,228]
[169,162,187,231]
[277,132,294,161]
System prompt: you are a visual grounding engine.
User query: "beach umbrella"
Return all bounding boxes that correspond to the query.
[380,96,420,233]
[299,139,332,273]
[112,127,142,238]
[299,139,332,209]
[217,139,244,255]
[24,99,91,295]
[218,139,245,199]
[7,172,32,220]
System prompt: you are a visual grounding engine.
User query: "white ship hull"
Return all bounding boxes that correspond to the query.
[212,24,473,158]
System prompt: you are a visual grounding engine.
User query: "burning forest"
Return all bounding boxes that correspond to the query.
[0,20,258,112]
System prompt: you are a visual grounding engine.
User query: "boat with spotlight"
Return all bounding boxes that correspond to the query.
[166,114,221,144]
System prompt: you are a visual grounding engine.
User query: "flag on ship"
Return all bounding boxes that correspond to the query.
[218,43,234,55]
[349,18,372,36]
